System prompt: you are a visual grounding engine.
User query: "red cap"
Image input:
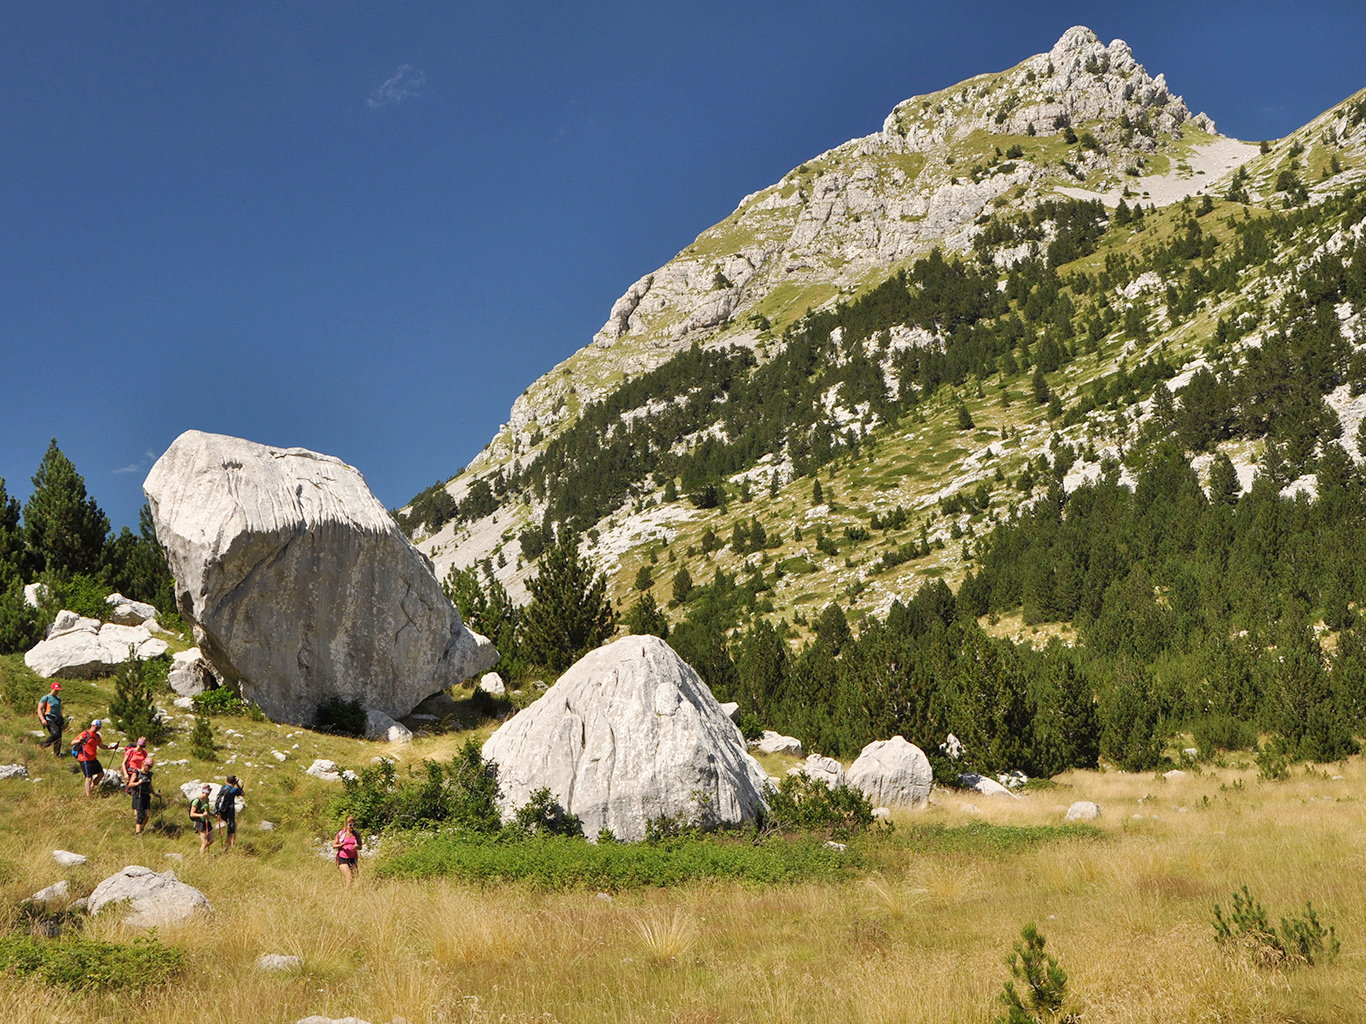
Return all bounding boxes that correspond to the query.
[50,682,61,691]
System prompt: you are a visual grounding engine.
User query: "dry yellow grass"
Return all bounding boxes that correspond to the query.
[5,710,1366,1023]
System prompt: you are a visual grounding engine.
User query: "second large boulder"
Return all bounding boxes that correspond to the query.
[144,431,497,724]
[482,635,770,841]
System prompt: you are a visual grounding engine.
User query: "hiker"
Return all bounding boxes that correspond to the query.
[36,682,64,757]
[189,784,215,853]
[123,738,154,834]
[216,775,243,852]
[74,720,119,797]
[332,815,363,889]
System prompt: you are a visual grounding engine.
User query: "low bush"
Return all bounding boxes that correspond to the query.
[334,739,502,835]
[0,933,186,991]
[1193,715,1257,757]
[380,832,860,889]
[190,686,250,717]
[1213,886,1340,968]
[765,772,875,839]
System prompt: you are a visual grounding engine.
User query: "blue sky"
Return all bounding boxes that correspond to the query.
[2,2,1363,531]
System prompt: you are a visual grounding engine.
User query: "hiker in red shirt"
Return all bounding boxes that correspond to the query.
[74,719,118,797]
[123,737,154,834]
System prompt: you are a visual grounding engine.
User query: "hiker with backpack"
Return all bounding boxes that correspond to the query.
[36,682,64,757]
[73,720,119,797]
[123,738,154,834]
[215,775,243,851]
[189,784,214,853]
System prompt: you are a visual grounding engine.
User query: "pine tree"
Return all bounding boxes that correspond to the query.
[190,716,217,761]
[23,440,109,579]
[109,649,168,743]
[811,478,824,506]
[520,529,615,673]
[623,593,669,639]
[671,566,694,604]
[634,564,654,591]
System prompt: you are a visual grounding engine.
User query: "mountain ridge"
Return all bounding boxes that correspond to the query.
[402,26,1366,631]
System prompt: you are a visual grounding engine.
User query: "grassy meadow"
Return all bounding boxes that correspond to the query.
[1,656,1365,1023]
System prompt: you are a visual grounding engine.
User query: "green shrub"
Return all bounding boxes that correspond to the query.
[0,654,46,712]
[994,923,1079,1024]
[108,651,170,743]
[189,716,216,761]
[380,832,858,889]
[1213,886,1339,968]
[0,934,186,991]
[315,696,366,737]
[765,772,875,840]
[334,739,502,835]
[191,686,249,717]
[1193,715,1257,758]
[512,787,584,838]
[39,573,111,623]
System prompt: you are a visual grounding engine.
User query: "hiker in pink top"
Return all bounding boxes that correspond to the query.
[333,815,363,889]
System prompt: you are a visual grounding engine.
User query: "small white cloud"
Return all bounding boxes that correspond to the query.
[112,464,140,475]
[367,64,426,109]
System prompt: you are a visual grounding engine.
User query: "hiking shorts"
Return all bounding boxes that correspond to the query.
[80,759,103,778]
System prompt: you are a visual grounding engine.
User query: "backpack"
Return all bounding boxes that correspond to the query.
[213,788,230,817]
[71,731,87,759]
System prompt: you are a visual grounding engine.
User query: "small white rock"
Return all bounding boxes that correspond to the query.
[257,953,302,971]
[52,850,87,867]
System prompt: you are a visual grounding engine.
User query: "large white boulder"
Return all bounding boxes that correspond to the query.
[105,593,158,626]
[88,865,211,927]
[25,615,168,679]
[143,430,498,724]
[847,737,932,808]
[168,647,216,696]
[482,634,770,841]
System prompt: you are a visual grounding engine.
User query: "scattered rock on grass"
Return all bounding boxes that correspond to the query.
[1065,801,1101,821]
[363,708,413,744]
[88,865,211,927]
[0,764,29,780]
[959,773,1019,799]
[755,731,803,756]
[478,672,506,696]
[306,759,342,782]
[23,880,69,904]
[258,953,302,971]
[52,850,87,867]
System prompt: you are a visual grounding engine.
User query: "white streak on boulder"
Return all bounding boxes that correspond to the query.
[482,635,769,841]
[848,737,932,808]
[143,430,498,724]
[88,865,210,927]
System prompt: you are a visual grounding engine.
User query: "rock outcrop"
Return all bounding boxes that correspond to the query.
[88,865,211,927]
[847,737,932,808]
[789,754,847,790]
[104,593,158,626]
[168,647,216,696]
[24,613,168,679]
[481,634,770,841]
[143,430,498,724]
